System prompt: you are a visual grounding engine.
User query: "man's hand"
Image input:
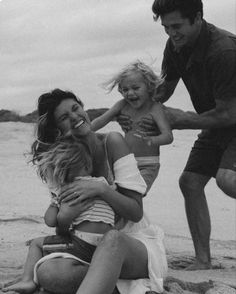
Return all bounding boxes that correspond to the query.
[137,117,159,136]
[116,113,133,132]
[163,105,185,129]
[137,106,187,134]
[164,105,198,129]
[116,105,188,134]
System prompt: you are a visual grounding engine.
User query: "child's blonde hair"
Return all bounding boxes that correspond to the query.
[37,136,92,186]
[104,60,163,99]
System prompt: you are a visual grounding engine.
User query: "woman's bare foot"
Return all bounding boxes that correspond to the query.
[185,260,212,271]
[2,280,37,294]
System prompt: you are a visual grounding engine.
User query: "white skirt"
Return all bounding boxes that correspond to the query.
[117,213,168,294]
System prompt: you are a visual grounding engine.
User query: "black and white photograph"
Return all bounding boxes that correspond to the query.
[0,1,235,293]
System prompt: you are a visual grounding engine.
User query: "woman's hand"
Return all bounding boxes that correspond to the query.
[59,178,106,206]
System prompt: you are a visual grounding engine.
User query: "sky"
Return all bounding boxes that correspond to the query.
[0,0,235,114]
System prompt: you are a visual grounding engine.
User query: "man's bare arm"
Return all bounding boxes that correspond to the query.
[154,79,179,103]
[166,97,236,130]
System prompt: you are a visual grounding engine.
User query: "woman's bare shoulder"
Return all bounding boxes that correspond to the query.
[106,131,127,149]
[106,132,130,162]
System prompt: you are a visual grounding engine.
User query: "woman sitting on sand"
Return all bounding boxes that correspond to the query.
[5,89,168,294]
[4,135,119,294]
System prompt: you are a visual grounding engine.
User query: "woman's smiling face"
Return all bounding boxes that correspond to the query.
[54,98,91,137]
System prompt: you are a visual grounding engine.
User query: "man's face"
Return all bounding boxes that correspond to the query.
[160,10,201,51]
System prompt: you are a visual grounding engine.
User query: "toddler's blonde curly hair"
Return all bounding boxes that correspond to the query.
[103,60,163,99]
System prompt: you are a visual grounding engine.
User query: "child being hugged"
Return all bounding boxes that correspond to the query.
[3,136,115,294]
[92,60,173,192]
[39,136,115,238]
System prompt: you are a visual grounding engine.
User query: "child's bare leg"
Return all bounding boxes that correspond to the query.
[3,237,44,293]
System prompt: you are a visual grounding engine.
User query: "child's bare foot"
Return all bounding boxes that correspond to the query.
[185,260,212,271]
[2,280,37,294]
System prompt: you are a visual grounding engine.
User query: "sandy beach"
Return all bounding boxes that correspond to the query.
[0,122,235,293]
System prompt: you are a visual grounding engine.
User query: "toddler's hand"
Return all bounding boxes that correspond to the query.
[133,131,152,146]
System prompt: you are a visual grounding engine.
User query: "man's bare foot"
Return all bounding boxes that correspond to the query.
[185,260,212,271]
[2,280,37,294]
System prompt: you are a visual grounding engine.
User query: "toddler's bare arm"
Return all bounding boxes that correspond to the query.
[44,204,59,227]
[92,99,126,131]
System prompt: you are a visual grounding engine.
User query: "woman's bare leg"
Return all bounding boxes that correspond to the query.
[36,258,88,294]
[3,237,44,293]
[76,230,148,294]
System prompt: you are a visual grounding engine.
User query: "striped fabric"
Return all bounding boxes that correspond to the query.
[49,176,115,227]
[73,198,115,226]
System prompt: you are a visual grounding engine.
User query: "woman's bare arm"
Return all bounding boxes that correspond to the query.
[59,133,145,222]
[100,132,144,222]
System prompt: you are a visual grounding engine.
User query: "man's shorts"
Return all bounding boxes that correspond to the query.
[184,128,236,177]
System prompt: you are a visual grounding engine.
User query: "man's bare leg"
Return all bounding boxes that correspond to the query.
[179,172,212,270]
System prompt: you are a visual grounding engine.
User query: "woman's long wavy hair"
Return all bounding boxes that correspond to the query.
[31,89,84,165]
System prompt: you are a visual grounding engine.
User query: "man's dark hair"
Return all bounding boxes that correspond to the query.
[152,0,203,24]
